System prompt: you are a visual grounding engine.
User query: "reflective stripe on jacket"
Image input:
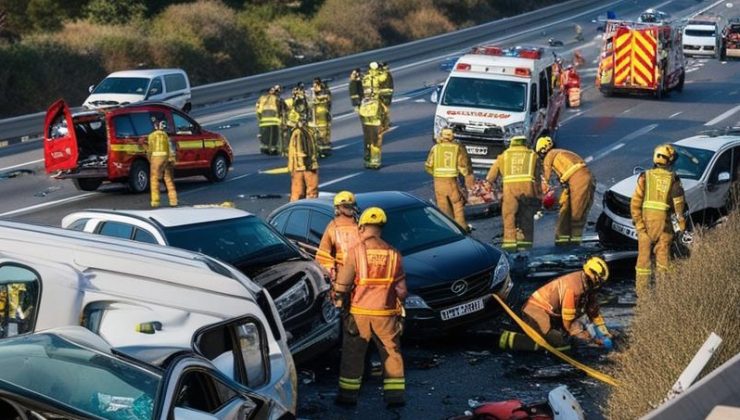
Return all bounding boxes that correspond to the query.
[543,149,587,184]
[287,127,319,172]
[316,219,360,272]
[526,271,595,329]
[643,168,673,212]
[502,145,537,184]
[256,94,281,126]
[147,130,173,159]
[346,238,406,316]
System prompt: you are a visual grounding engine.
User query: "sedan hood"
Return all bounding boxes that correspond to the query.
[610,174,700,199]
[402,237,501,290]
[84,93,145,108]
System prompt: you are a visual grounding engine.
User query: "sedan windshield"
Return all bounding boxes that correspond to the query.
[0,333,160,419]
[673,145,714,180]
[382,205,465,254]
[442,77,527,112]
[164,216,300,266]
[93,77,150,95]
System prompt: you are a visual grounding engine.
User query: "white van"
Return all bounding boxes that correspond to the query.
[84,68,192,112]
[432,45,565,170]
[0,220,296,413]
[683,20,719,58]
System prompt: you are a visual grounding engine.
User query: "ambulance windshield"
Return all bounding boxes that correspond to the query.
[441,77,527,112]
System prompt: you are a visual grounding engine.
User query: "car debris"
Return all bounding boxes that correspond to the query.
[0,169,34,179]
[450,385,585,420]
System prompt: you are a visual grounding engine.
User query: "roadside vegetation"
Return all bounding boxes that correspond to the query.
[605,202,740,419]
[0,0,563,118]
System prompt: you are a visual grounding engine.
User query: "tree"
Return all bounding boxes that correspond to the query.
[84,0,146,25]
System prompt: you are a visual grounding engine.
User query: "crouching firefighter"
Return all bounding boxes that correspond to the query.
[334,207,408,407]
[500,256,612,352]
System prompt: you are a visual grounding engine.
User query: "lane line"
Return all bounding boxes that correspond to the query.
[0,158,44,172]
[0,193,97,217]
[669,111,683,119]
[560,111,584,125]
[705,105,740,126]
[584,124,658,163]
[333,141,360,151]
[319,172,362,188]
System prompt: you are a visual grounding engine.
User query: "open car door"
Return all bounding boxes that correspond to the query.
[44,99,78,173]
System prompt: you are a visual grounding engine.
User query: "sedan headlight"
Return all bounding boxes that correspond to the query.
[434,115,449,137]
[491,254,510,287]
[274,280,311,321]
[404,294,431,310]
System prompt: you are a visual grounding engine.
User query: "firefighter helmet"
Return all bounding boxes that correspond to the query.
[509,135,527,146]
[535,136,554,156]
[333,191,356,207]
[653,144,676,166]
[583,256,609,287]
[359,207,387,226]
[369,61,379,70]
[439,128,454,142]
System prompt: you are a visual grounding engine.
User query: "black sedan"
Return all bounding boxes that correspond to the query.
[267,191,514,334]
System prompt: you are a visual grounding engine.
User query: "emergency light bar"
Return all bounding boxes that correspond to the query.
[470,45,543,60]
[454,62,532,78]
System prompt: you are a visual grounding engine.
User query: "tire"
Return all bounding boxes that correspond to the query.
[206,153,229,182]
[183,102,192,113]
[128,159,150,193]
[675,70,685,93]
[72,177,103,191]
[720,47,727,61]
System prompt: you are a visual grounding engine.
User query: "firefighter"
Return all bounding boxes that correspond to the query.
[500,256,612,352]
[287,118,319,201]
[255,85,283,155]
[310,77,333,157]
[146,119,177,208]
[485,136,540,252]
[284,84,309,156]
[425,127,474,229]
[561,65,582,108]
[378,62,394,132]
[316,191,360,281]
[334,207,408,407]
[349,68,363,111]
[631,144,686,297]
[360,63,384,169]
[536,136,595,246]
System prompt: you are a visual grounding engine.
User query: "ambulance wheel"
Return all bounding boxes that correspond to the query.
[72,178,103,192]
[206,153,229,182]
[128,159,150,193]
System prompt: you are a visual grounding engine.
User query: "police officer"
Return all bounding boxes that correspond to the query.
[631,144,686,297]
[425,127,474,229]
[310,77,333,157]
[146,119,177,208]
[255,85,283,155]
[499,256,612,351]
[536,136,595,246]
[287,118,319,201]
[486,136,540,252]
[349,68,363,111]
[316,191,360,281]
[335,207,408,407]
[360,63,384,169]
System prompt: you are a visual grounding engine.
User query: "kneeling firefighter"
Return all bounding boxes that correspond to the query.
[500,256,613,351]
[334,207,408,407]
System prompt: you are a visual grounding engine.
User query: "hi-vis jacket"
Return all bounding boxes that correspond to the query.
[526,271,605,332]
[486,143,539,195]
[541,148,587,187]
[425,142,473,178]
[316,217,360,272]
[335,236,407,316]
[287,127,319,172]
[147,129,175,162]
[255,93,281,127]
[630,167,686,232]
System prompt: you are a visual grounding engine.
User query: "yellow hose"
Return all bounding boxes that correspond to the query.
[260,166,289,174]
[492,294,620,387]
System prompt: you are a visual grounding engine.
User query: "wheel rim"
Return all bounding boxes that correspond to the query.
[215,157,227,179]
[136,169,148,190]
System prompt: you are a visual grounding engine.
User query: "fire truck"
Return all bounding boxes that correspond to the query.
[597,20,686,99]
[433,45,565,170]
[720,18,740,60]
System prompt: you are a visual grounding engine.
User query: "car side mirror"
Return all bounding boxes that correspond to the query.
[717,171,731,183]
[633,166,645,175]
[88,84,95,93]
[149,87,159,95]
[431,85,442,104]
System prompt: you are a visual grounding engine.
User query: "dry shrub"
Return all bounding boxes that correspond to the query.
[266,14,321,65]
[390,7,455,40]
[53,21,149,71]
[605,210,740,419]
[313,0,382,56]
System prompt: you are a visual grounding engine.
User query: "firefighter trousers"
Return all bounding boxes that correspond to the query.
[149,157,177,208]
[433,177,466,228]
[556,170,595,245]
[502,192,538,251]
[314,125,332,154]
[499,303,578,352]
[362,124,383,168]
[259,125,281,155]
[338,314,405,404]
[635,213,673,297]
[290,170,319,202]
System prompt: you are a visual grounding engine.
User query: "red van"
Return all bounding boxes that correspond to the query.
[44,100,233,192]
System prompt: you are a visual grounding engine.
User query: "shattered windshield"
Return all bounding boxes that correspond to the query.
[93,77,151,95]
[442,77,527,112]
[672,145,713,180]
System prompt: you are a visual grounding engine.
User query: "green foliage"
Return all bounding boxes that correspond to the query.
[27,0,66,31]
[84,0,147,25]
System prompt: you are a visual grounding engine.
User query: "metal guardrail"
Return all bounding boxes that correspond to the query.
[0,0,603,148]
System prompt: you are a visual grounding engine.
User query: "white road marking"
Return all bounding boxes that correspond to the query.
[669,111,683,119]
[0,158,44,172]
[319,172,362,188]
[0,193,97,217]
[622,108,631,114]
[584,124,658,163]
[228,172,256,182]
[384,126,399,134]
[560,111,584,125]
[705,105,740,126]
[651,0,674,10]
[392,97,410,103]
[333,141,360,151]
[415,99,427,103]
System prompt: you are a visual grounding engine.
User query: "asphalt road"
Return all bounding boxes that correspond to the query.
[0,0,738,418]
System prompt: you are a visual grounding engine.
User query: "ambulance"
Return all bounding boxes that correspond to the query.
[433,45,565,170]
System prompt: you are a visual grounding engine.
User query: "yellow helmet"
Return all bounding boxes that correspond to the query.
[359,207,387,226]
[438,128,454,142]
[535,136,554,155]
[653,144,676,166]
[333,191,356,207]
[509,135,527,146]
[583,256,609,287]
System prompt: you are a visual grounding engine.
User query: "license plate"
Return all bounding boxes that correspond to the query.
[466,146,488,156]
[465,125,486,133]
[440,298,485,321]
[612,221,637,240]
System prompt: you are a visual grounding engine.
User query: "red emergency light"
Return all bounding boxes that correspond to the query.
[472,45,504,56]
[517,49,542,59]
[515,68,531,77]
[456,63,472,71]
